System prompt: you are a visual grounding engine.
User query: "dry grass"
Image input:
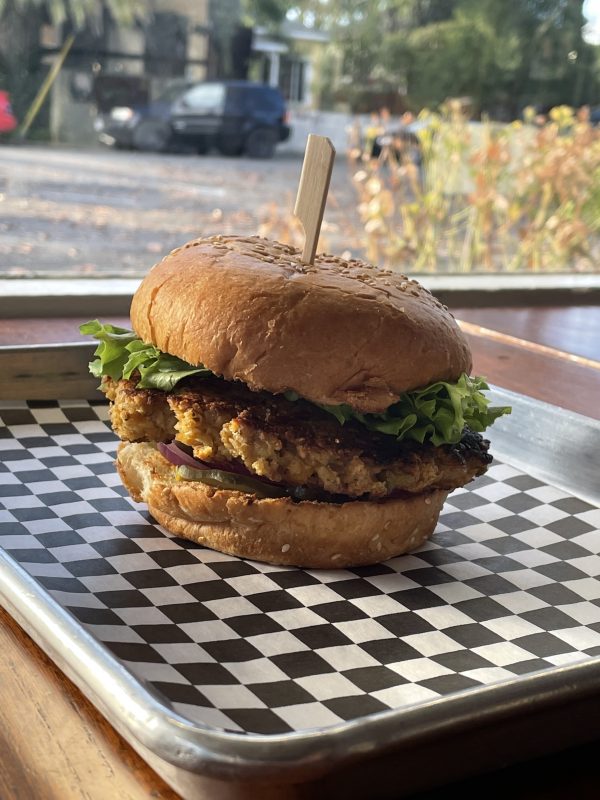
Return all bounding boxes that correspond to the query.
[352,102,600,272]
[256,189,340,256]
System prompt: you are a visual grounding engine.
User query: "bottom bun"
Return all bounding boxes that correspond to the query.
[117,442,448,569]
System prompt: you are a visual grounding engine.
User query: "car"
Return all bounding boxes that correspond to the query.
[95,80,291,158]
[375,124,423,166]
[0,91,18,135]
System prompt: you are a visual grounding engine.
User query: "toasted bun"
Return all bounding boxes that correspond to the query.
[118,442,448,569]
[130,235,471,413]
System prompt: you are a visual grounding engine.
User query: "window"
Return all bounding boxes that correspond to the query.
[181,83,225,113]
[2,2,600,289]
[144,12,188,78]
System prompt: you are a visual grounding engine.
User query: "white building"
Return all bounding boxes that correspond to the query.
[252,20,329,109]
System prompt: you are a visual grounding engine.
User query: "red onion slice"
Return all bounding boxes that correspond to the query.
[157,442,263,478]
[156,441,330,497]
[157,442,209,470]
[157,441,350,503]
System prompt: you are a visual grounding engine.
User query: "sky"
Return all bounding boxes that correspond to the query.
[583,0,600,44]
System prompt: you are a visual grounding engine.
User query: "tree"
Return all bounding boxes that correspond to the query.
[482,0,597,112]
[290,0,418,106]
[401,13,501,111]
[285,1,461,105]
[290,0,599,115]
[412,0,458,25]
[241,0,288,27]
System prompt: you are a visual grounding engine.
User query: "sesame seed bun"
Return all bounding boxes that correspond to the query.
[130,235,471,414]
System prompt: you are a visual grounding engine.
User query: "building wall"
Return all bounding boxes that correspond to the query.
[106,28,145,76]
[154,0,209,81]
[280,109,357,154]
[49,69,97,144]
[48,1,211,144]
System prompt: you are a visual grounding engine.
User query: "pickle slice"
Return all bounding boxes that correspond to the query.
[175,465,351,504]
[176,465,288,498]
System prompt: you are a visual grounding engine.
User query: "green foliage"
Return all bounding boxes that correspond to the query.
[293,0,599,115]
[241,0,288,27]
[403,13,499,111]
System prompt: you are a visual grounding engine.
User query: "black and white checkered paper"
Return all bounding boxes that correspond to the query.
[1,400,599,735]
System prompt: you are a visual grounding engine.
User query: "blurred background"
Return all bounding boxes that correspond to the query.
[1,0,600,276]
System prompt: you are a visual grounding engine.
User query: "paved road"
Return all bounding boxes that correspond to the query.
[0,145,362,277]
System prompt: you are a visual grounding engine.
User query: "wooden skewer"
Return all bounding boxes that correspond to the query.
[294,134,336,265]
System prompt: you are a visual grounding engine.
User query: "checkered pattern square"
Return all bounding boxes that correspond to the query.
[1,400,599,735]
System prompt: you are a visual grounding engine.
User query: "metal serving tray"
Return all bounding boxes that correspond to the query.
[1,387,599,799]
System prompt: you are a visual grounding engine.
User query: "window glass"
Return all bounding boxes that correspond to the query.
[1,1,599,283]
[181,84,225,112]
[156,82,192,103]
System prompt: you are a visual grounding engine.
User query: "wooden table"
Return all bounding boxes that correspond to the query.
[1,306,599,799]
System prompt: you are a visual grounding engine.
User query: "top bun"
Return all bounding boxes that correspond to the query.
[130,235,471,413]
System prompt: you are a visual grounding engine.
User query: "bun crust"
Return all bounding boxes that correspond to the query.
[118,442,447,569]
[130,235,471,413]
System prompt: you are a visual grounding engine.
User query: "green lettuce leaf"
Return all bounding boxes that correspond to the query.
[288,375,510,445]
[79,320,138,380]
[80,320,211,391]
[81,321,511,445]
[351,374,511,446]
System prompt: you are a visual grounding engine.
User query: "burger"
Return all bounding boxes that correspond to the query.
[81,235,510,568]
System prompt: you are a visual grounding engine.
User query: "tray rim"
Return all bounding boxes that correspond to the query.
[1,387,600,782]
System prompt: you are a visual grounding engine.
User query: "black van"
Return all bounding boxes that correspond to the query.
[96,80,291,159]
